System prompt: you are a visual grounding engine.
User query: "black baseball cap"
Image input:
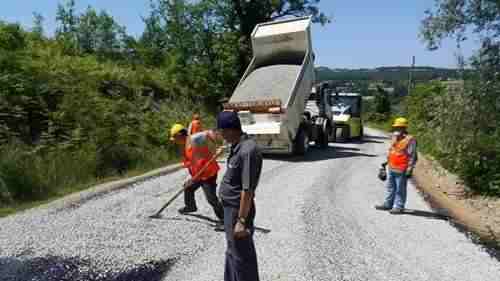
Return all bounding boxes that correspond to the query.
[217,111,241,130]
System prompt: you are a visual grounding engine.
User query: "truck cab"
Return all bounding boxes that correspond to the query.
[330,93,364,141]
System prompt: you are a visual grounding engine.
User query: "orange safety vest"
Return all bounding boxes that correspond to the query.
[188,119,203,135]
[183,131,219,181]
[388,135,414,173]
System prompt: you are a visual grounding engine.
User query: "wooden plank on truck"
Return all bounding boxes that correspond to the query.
[223,99,282,113]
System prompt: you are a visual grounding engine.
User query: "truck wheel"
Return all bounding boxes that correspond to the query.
[342,126,351,142]
[318,126,329,149]
[331,126,337,143]
[294,128,309,155]
[353,125,364,142]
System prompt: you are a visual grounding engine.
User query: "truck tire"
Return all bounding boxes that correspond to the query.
[294,127,309,156]
[342,126,351,142]
[331,126,337,143]
[359,125,364,141]
[318,125,329,149]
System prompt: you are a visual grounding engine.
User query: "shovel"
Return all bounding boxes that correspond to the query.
[149,148,224,219]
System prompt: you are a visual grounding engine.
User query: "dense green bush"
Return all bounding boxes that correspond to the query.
[407,82,500,195]
[0,21,212,205]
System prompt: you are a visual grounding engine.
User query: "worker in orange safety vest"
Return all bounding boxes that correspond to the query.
[375,117,417,214]
[188,113,203,135]
[170,123,224,230]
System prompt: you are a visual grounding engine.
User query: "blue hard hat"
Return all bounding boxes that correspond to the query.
[217,111,241,130]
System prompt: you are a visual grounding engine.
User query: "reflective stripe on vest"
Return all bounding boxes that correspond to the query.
[183,131,219,180]
[388,135,412,172]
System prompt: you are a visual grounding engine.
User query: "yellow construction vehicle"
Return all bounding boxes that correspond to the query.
[330,92,364,142]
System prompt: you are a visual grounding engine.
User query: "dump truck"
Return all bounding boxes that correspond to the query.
[330,92,364,141]
[223,16,321,155]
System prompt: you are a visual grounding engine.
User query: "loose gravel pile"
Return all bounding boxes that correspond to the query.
[229,64,301,104]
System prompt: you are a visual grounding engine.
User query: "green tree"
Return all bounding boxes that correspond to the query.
[374,86,391,116]
[32,12,45,38]
[420,0,500,195]
[96,10,127,59]
[55,0,78,52]
[230,0,331,75]
[421,0,500,52]
[77,6,99,54]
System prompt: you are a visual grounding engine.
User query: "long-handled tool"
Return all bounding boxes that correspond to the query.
[149,148,224,219]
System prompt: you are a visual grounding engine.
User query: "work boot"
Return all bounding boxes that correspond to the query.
[214,220,225,232]
[374,204,391,211]
[178,206,197,214]
[389,208,404,214]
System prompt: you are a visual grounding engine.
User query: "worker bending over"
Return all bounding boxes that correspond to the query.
[170,123,224,230]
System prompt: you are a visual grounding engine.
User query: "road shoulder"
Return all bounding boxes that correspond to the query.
[3,163,183,217]
[414,153,500,247]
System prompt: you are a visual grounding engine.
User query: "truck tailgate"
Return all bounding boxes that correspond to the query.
[242,122,281,135]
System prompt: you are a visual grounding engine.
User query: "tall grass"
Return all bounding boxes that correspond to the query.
[0,142,177,207]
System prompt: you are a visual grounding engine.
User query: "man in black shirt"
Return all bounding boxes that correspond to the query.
[216,111,262,281]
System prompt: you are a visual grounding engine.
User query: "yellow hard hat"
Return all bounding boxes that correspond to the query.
[392,117,408,128]
[170,123,186,141]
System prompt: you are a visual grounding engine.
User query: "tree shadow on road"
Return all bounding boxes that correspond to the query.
[265,147,377,162]
[0,255,176,281]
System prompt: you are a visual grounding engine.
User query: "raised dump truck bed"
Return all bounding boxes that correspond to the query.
[229,65,302,104]
[224,16,315,155]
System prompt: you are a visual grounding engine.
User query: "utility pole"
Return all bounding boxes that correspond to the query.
[408,55,415,95]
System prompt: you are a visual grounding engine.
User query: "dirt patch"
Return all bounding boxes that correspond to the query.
[414,154,500,245]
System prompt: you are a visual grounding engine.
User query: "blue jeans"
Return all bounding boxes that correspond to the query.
[384,170,408,209]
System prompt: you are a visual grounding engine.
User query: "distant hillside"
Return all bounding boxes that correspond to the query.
[315,66,460,82]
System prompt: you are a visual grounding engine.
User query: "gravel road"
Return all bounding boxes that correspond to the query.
[1,128,499,281]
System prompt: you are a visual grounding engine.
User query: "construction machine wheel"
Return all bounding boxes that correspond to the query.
[341,126,351,142]
[317,124,330,149]
[353,125,364,142]
[294,127,309,156]
[330,126,337,143]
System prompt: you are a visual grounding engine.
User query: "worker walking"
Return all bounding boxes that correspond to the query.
[216,111,262,281]
[170,124,224,229]
[375,117,417,214]
[188,113,203,135]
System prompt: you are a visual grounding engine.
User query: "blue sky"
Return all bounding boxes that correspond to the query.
[0,0,479,68]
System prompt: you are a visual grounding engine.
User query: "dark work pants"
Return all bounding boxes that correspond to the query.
[184,176,224,220]
[223,202,259,281]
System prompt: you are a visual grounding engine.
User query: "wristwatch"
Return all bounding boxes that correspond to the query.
[238,217,247,226]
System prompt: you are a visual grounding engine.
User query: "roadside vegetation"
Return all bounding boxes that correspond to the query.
[0,0,329,214]
[341,0,500,196]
